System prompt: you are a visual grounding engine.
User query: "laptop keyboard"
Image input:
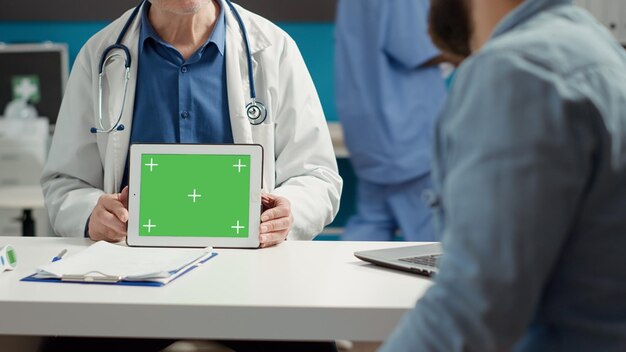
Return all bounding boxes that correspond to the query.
[399,254,441,268]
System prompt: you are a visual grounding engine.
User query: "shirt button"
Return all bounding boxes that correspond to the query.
[181,65,188,73]
[181,111,189,119]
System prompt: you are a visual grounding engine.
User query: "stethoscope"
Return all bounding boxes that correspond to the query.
[90,0,267,134]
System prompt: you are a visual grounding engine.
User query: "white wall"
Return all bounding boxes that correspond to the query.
[574,0,626,44]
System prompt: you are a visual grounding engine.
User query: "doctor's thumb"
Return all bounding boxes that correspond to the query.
[119,186,130,209]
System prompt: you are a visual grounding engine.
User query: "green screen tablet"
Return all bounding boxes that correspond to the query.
[127,144,263,248]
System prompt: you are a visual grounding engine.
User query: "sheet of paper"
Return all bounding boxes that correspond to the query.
[36,241,212,280]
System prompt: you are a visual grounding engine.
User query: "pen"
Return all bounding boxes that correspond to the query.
[52,249,67,262]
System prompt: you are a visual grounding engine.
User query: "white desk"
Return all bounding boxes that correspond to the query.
[0,237,432,341]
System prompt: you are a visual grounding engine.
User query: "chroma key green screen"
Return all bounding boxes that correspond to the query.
[138,154,251,237]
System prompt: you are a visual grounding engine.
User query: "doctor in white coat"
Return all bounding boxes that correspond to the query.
[41,0,342,249]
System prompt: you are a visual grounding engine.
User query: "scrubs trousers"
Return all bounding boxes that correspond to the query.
[342,173,436,241]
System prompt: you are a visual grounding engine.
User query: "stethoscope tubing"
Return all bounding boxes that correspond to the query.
[224,0,255,99]
[92,0,266,134]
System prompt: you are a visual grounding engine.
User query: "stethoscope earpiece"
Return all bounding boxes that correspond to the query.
[90,124,125,134]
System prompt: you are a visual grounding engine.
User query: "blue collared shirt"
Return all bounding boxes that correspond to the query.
[334,0,446,184]
[121,2,231,188]
[381,0,626,351]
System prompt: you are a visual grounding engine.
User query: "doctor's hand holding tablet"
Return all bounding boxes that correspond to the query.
[88,144,294,249]
[88,187,293,248]
[259,193,293,248]
[88,186,130,243]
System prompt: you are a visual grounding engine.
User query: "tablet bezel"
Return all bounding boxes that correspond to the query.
[126,144,263,248]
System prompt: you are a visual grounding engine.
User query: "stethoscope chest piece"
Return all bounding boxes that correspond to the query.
[246,100,267,125]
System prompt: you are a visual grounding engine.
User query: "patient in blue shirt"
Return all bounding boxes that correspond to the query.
[382,0,626,351]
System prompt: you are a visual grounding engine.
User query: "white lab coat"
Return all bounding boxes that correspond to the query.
[41,1,342,240]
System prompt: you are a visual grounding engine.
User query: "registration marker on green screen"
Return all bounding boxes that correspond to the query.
[139,154,251,237]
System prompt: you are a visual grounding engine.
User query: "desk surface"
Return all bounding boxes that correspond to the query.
[0,186,45,209]
[0,237,431,341]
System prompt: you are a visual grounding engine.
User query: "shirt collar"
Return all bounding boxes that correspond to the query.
[491,0,572,39]
[140,2,226,56]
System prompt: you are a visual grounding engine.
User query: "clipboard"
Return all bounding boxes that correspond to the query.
[21,242,218,287]
[21,252,217,287]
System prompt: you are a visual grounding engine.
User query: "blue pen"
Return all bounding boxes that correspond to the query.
[52,249,67,262]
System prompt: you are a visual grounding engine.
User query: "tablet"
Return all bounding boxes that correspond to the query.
[127,144,263,248]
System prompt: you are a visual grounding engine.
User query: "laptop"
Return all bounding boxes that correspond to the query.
[354,243,442,277]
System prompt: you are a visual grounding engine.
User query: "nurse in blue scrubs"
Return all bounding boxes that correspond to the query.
[335,0,448,241]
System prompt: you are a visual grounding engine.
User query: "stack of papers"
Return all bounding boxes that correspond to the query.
[34,241,214,285]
